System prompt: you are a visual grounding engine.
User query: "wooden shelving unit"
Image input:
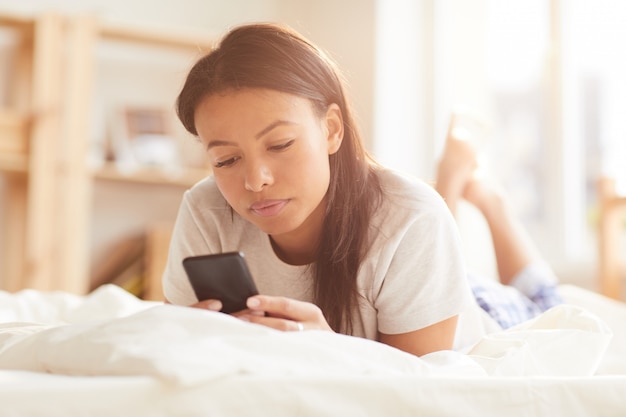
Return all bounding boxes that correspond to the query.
[0,12,64,293]
[0,12,213,295]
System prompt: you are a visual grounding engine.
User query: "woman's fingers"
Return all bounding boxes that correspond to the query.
[192,299,223,311]
[240,314,306,332]
[190,295,332,332]
[244,295,332,332]
[190,299,264,317]
[246,295,314,320]
[247,295,295,317]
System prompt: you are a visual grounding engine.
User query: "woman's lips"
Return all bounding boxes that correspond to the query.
[249,199,289,217]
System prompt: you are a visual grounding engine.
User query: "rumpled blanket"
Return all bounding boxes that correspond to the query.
[0,285,614,386]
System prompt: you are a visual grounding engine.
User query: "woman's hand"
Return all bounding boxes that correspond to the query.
[238,295,333,332]
[190,298,223,312]
[189,299,263,318]
[187,296,332,332]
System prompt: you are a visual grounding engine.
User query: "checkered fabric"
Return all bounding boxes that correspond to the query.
[468,262,564,329]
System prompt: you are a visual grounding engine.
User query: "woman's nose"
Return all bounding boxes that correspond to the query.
[244,160,273,192]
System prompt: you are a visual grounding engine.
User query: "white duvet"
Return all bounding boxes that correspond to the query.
[0,284,618,385]
[2,284,626,417]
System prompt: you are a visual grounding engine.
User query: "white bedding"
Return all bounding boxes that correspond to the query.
[1,284,625,417]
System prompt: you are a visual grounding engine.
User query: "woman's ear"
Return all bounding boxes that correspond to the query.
[325,103,344,155]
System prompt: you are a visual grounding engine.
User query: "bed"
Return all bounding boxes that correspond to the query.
[1,282,625,417]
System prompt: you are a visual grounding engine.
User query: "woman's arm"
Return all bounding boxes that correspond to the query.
[379,315,458,356]
[241,293,458,356]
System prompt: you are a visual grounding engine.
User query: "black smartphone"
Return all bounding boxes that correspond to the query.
[182,252,259,314]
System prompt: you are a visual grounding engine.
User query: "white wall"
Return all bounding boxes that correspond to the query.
[272,0,376,147]
[373,0,428,179]
[0,0,281,32]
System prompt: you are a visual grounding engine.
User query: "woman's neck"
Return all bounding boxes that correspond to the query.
[269,236,317,265]
[269,199,326,265]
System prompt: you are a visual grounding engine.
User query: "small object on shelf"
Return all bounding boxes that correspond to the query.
[110,106,181,174]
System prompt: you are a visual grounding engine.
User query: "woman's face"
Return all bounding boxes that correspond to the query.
[194,88,343,249]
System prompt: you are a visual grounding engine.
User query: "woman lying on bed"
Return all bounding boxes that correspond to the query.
[162,22,560,357]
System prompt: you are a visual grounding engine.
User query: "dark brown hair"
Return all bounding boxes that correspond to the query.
[176,23,382,334]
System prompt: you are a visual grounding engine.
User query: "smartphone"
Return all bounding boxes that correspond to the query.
[182,252,259,314]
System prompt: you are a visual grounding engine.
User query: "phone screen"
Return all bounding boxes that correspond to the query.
[182,252,259,314]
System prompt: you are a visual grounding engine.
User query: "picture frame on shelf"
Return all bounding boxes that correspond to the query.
[109,106,181,174]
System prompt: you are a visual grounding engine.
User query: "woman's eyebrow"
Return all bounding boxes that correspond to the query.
[255,120,296,139]
[206,139,236,150]
[206,120,297,149]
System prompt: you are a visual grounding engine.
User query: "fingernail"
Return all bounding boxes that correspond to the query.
[247,297,260,308]
[207,300,222,311]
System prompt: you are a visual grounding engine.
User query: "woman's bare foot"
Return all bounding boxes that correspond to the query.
[435,118,479,215]
[462,177,504,215]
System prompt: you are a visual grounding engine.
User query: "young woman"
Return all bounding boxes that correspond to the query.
[162,23,475,357]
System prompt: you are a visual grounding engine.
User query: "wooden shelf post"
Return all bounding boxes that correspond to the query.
[143,222,173,301]
[2,175,27,292]
[22,12,64,291]
[598,177,626,299]
[56,15,98,294]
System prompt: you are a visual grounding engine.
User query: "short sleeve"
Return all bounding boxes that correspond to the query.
[161,190,211,305]
[373,188,474,335]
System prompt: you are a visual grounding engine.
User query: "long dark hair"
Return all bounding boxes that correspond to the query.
[176,23,382,334]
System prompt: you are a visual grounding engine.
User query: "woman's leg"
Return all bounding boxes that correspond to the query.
[435,117,478,218]
[462,178,563,317]
[436,120,543,284]
[462,177,541,285]
[435,120,562,328]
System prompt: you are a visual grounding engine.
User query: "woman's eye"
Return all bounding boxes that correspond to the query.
[269,139,295,151]
[214,156,239,168]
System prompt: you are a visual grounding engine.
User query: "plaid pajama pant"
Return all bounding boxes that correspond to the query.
[468,262,564,329]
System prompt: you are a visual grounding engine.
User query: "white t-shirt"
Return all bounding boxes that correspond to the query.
[163,167,482,347]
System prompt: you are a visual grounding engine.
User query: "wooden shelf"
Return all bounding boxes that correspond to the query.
[93,162,209,187]
[0,12,35,30]
[99,22,215,50]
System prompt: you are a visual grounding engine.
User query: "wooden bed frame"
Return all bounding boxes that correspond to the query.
[598,177,626,300]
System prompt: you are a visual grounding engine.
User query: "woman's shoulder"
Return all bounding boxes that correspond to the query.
[369,167,454,240]
[180,176,241,228]
[184,175,227,208]
[375,167,443,211]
